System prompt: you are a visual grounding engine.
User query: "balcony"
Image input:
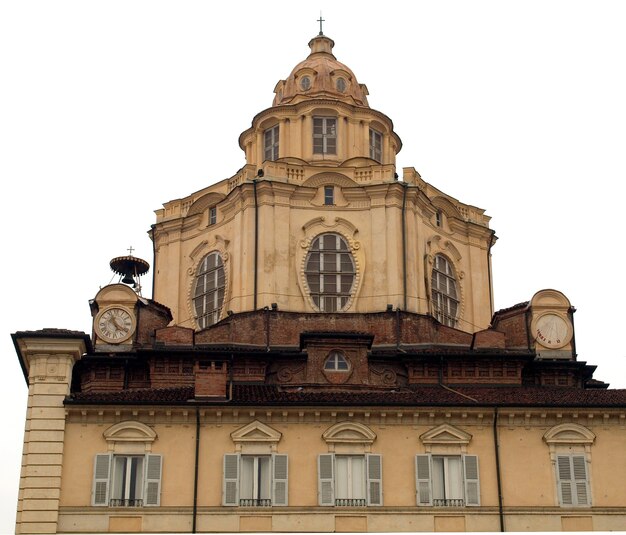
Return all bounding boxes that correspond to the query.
[335,498,367,507]
[239,499,272,507]
[433,498,464,507]
[109,499,143,507]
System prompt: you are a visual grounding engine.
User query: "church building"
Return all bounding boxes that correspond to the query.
[12,29,626,533]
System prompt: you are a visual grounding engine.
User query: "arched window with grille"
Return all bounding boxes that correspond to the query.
[305,233,355,312]
[431,254,459,327]
[193,252,225,328]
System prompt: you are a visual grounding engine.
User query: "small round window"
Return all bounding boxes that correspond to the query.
[336,78,346,93]
[300,75,311,91]
[193,252,225,329]
[324,351,349,371]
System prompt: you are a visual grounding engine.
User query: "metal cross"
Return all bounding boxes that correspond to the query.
[127,246,135,256]
[318,13,325,36]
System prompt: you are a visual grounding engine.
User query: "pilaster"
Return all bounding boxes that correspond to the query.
[14,334,87,535]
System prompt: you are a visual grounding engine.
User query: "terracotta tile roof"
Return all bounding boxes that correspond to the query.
[66,384,626,407]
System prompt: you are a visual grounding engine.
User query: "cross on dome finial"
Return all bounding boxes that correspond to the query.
[317,13,325,36]
[127,246,135,256]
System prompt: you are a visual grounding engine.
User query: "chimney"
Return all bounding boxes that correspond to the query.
[194,361,228,398]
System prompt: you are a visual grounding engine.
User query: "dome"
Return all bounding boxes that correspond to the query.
[272,34,369,107]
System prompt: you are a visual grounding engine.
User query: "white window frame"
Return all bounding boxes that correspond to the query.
[431,254,459,327]
[313,117,337,155]
[318,453,382,507]
[264,125,279,161]
[193,251,226,329]
[415,454,480,507]
[304,233,355,312]
[369,128,382,162]
[222,453,288,507]
[324,350,350,371]
[92,453,162,507]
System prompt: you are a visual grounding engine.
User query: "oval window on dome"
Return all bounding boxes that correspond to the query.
[305,233,355,312]
[336,78,347,93]
[193,252,225,329]
[300,75,311,91]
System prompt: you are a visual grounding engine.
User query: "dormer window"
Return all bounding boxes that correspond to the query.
[369,129,382,162]
[313,117,337,155]
[264,125,279,162]
[324,186,334,206]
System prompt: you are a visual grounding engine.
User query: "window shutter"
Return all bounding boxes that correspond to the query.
[318,454,335,506]
[223,454,240,506]
[557,455,574,506]
[92,454,111,506]
[366,454,383,506]
[272,454,289,506]
[463,455,481,506]
[572,455,590,506]
[415,454,432,506]
[142,454,162,506]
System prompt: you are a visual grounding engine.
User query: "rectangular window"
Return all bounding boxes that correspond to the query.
[209,206,217,225]
[92,454,162,507]
[324,185,334,205]
[369,128,382,162]
[318,453,382,506]
[313,117,337,155]
[223,454,288,507]
[264,125,279,161]
[556,455,591,506]
[415,454,480,507]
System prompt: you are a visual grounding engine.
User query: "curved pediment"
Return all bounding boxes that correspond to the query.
[543,423,595,446]
[104,421,157,444]
[187,192,226,217]
[322,421,376,446]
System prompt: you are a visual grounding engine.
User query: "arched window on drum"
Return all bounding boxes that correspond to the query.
[193,252,225,328]
[305,234,355,312]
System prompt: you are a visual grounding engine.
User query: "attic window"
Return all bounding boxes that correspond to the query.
[209,206,217,226]
[324,185,334,205]
[324,351,349,371]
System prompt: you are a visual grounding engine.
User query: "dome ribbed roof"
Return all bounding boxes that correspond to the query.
[272,35,369,107]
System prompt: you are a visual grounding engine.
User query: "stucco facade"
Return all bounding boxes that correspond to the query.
[12,31,626,534]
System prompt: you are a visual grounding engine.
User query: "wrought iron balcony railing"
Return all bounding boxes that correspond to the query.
[433,498,464,507]
[239,498,272,507]
[109,498,143,507]
[335,498,367,507]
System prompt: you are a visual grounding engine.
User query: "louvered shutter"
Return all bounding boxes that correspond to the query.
[272,454,289,506]
[463,455,481,506]
[572,455,590,506]
[366,454,383,506]
[144,454,162,506]
[223,454,240,506]
[558,455,590,506]
[318,454,335,506]
[92,454,112,506]
[415,454,432,506]
[557,455,574,505]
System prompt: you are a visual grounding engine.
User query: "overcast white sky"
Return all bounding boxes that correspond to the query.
[1,1,625,530]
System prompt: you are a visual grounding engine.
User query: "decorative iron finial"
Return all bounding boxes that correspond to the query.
[127,245,135,256]
[317,13,325,36]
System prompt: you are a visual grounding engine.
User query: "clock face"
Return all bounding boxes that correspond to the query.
[534,313,571,349]
[96,307,135,343]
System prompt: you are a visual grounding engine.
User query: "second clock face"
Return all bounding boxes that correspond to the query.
[96,307,134,343]
[534,313,571,349]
